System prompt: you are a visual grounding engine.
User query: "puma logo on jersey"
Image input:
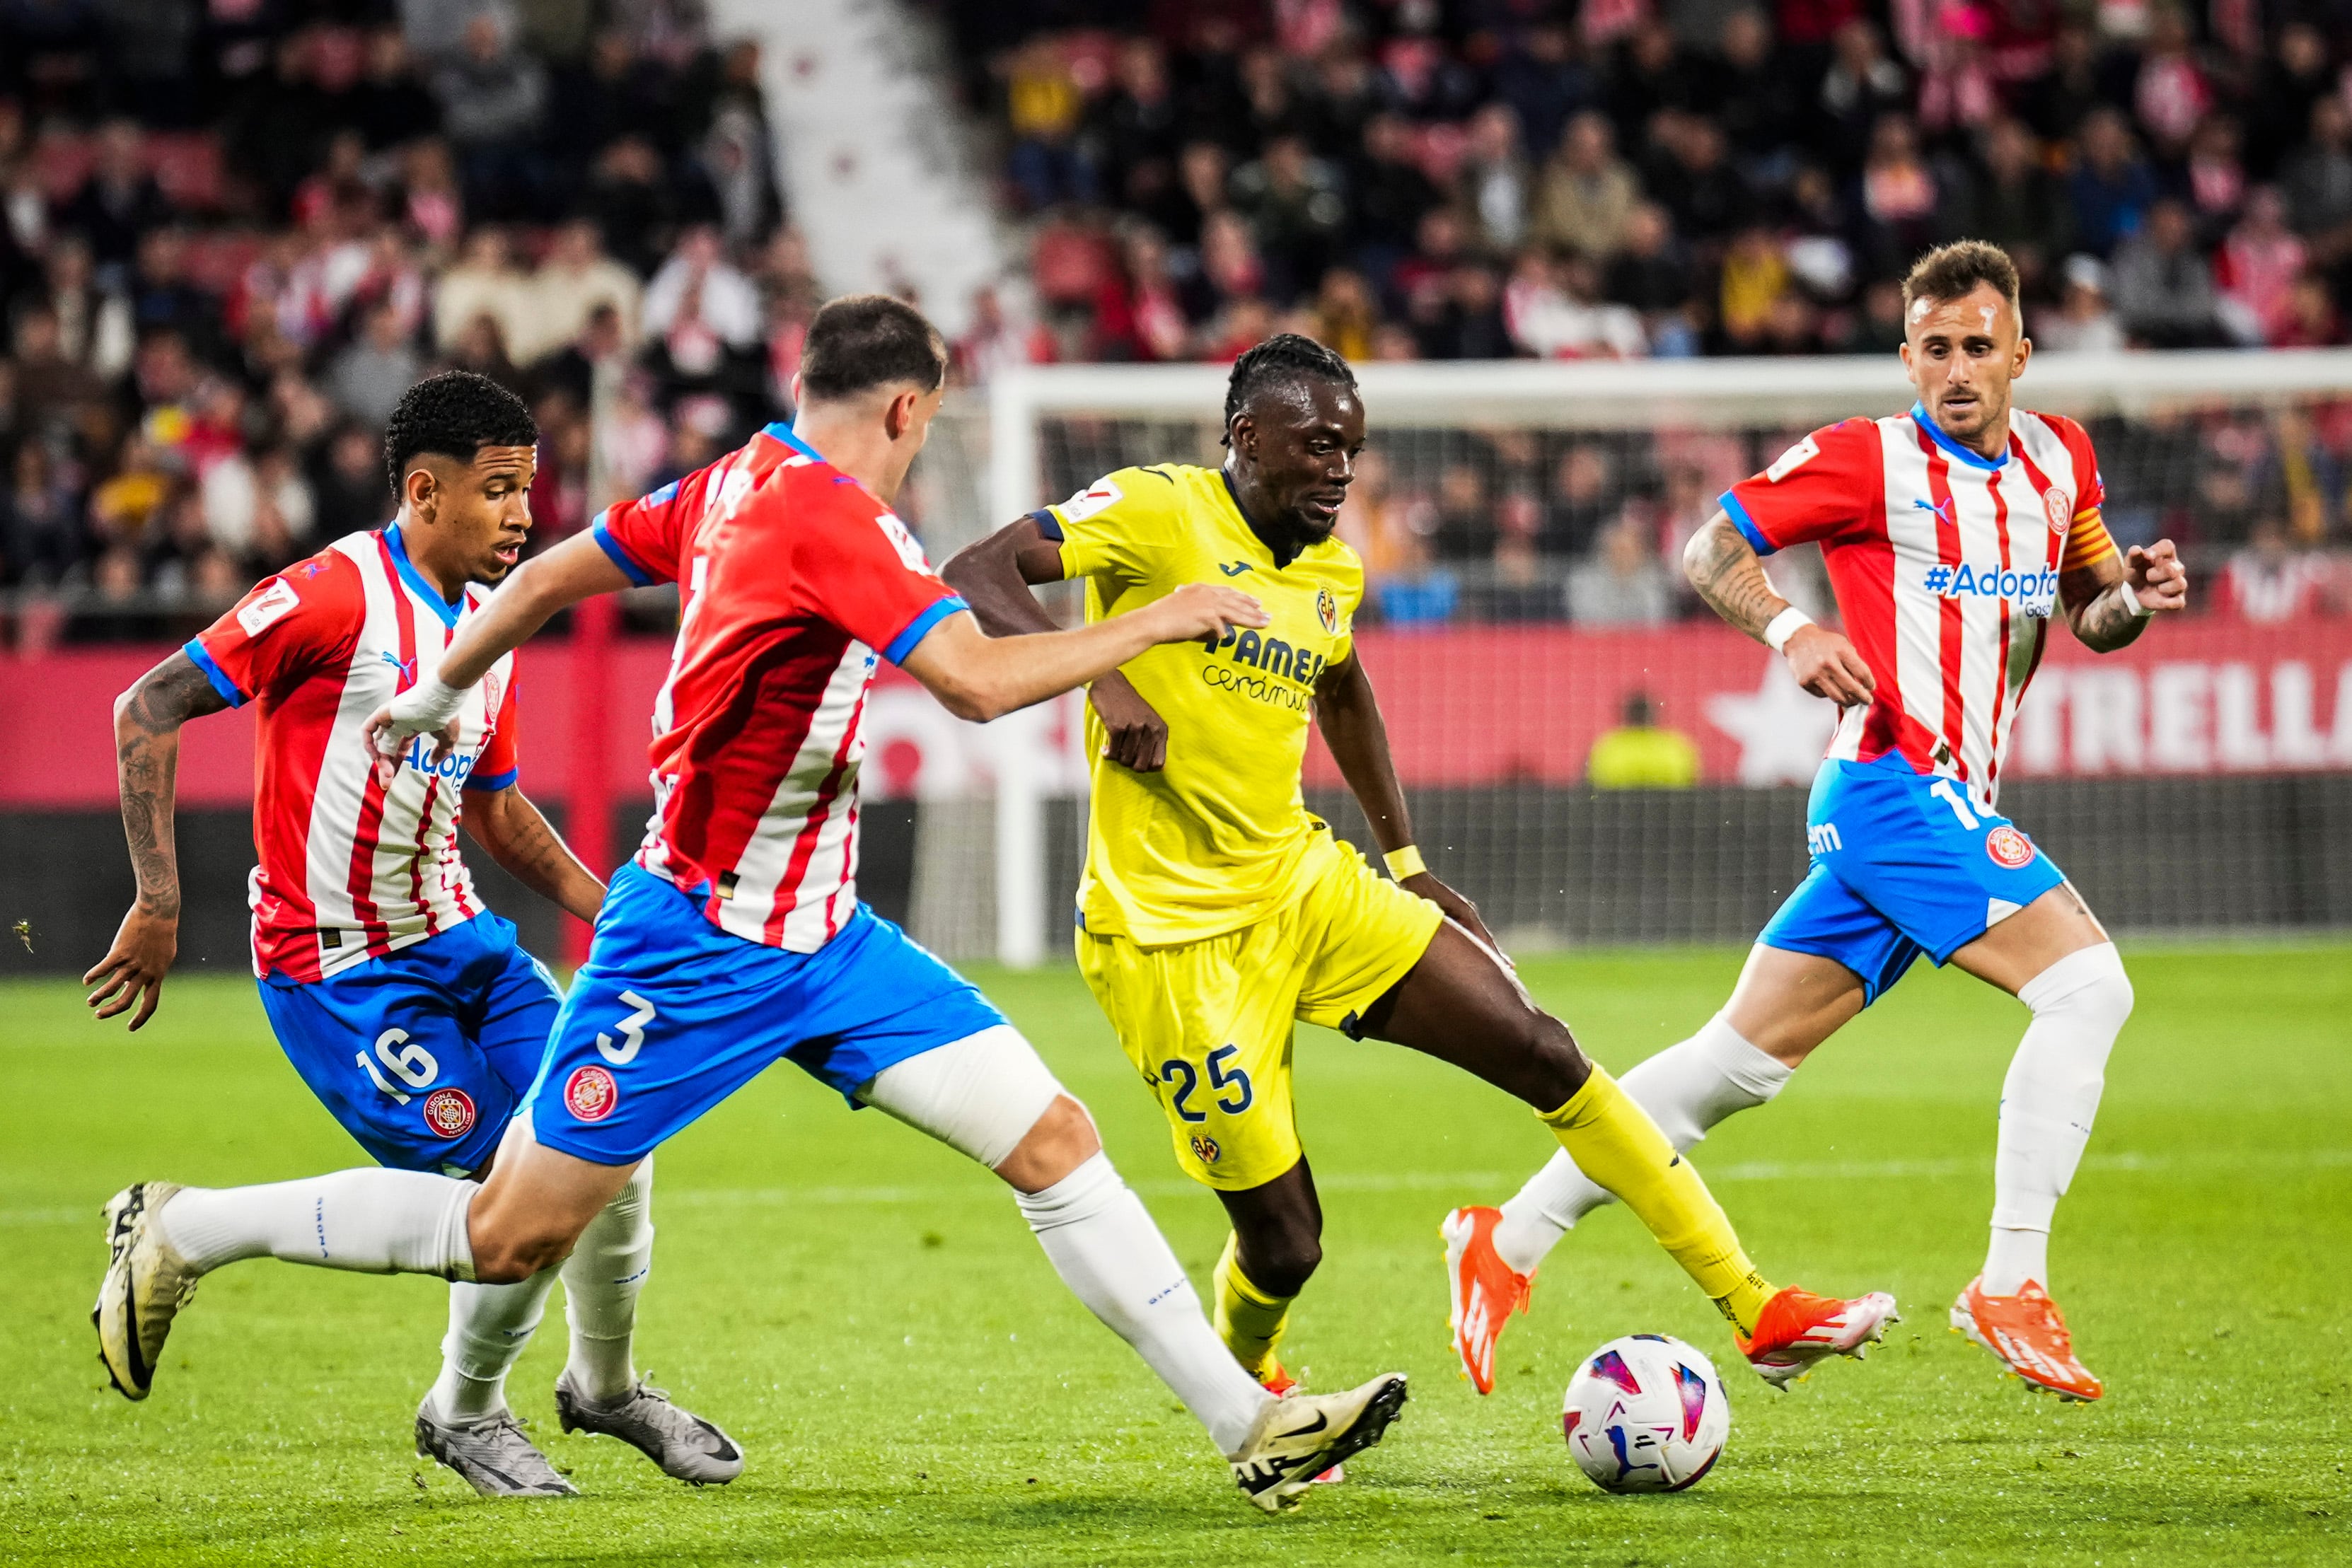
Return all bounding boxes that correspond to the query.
[378,650,417,683]
[1912,496,1957,526]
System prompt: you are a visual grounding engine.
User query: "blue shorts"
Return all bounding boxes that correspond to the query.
[260,913,562,1175]
[1759,754,2068,1004]
[526,861,1007,1165]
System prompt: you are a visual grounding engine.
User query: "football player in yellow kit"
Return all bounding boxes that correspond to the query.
[944,335,1896,1411]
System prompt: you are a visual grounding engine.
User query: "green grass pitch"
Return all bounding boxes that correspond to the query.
[4,946,2348,1567]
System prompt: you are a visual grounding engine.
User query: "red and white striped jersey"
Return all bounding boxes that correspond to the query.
[186,528,521,982]
[591,422,966,951]
[1722,404,2119,802]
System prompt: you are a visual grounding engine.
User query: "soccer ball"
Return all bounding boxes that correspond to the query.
[1560,1333,1731,1493]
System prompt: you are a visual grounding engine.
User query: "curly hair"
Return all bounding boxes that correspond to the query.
[1222,332,1358,444]
[382,370,538,495]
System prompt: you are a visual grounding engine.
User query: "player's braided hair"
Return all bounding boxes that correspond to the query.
[1222,333,1358,446]
[382,370,538,495]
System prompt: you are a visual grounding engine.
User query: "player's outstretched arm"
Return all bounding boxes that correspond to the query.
[462,786,606,923]
[1311,652,1500,950]
[2058,533,2186,652]
[84,652,229,1029]
[364,532,635,767]
[1683,512,1876,707]
[943,516,1173,771]
[900,584,1266,724]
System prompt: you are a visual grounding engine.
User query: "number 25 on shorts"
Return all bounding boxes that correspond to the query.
[1159,1044,1255,1122]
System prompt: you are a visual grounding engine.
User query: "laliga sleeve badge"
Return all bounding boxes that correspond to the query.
[1985,825,2036,869]
[564,1064,620,1122]
[2041,487,2073,535]
[422,1087,477,1139]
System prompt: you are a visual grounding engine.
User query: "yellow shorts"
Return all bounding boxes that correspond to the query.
[1075,834,1444,1191]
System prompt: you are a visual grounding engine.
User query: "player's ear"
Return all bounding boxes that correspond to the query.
[402,461,437,522]
[884,388,918,442]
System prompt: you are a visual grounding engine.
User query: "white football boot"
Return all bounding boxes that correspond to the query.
[416,1402,579,1497]
[1227,1372,1408,1512]
[554,1370,744,1485]
[93,1181,202,1400]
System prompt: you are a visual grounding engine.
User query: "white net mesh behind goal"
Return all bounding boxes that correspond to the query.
[898,352,2352,965]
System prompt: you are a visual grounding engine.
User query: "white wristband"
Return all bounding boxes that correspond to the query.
[2125,583,2155,617]
[374,674,470,757]
[1763,607,1814,653]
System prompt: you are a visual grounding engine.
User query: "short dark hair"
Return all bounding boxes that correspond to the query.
[383,370,537,494]
[797,294,947,403]
[1222,332,1359,443]
[1901,240,2021,319]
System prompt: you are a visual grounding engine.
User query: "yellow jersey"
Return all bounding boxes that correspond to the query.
[1045,463,1362,946]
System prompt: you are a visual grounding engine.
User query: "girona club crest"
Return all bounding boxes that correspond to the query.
[422,1087,475,1139]
[1985,825,2037,869]
[2041,487,2072,535]
[564,1064,619,1122]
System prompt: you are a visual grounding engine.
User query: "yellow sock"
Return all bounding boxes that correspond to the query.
[1212,1231,1294,1381]
[1539,1065,1777,1335]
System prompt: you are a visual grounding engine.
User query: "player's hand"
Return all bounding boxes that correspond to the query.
[1783,623,1876,707]
[2124,540,2187,614]
[1406,871,1502,957]
[1089,669,1169,772]
[83,905,177,1030]
[362,699,460,789]
[1147,582,1268,646]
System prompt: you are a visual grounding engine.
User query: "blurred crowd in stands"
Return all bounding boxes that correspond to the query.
[949,0,2352,621]
[0,0,795,642]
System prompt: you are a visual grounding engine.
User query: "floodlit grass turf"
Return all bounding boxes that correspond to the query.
[4,946,2348,1567]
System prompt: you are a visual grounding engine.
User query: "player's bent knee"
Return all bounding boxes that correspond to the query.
[995,1094,1103,1193]
[857,1023,1075,1180]
[1514,1016,1592,1110]
[2024,941,2133,1034]
[1243,1225,1323,1296]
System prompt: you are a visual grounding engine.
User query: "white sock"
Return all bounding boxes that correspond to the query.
[1015,1152,1275,1456]
[156,1169,477,1280]
[1491,1013,1792,1274]
[1985,943,2131,1295]
[561,1157,654,1403]
[429,1271,557,1422]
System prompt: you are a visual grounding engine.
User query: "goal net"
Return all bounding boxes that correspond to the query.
[896,352,2352,966]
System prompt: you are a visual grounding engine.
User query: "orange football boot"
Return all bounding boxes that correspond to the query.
[1440,1206,1536,1395]
[1260,1365,1343,1482]
[1950,1277,2102,1401]
[1734,1285,1899,1387]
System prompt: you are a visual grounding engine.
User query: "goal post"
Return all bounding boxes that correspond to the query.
[949,350,2352,968]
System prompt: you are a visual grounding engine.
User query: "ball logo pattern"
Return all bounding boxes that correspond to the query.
[1561,1334,1731,1493]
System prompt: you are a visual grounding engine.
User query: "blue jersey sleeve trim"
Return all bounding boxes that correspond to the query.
[183,637,248,708]
[591,518,658,586]
[1029,508,1064,542]
[1719,489,1778,557]
[463,766,519,794]
[881,593,969,666]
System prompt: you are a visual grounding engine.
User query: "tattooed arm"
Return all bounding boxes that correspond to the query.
[1682,511,1877,707]
[84,653,229,1028]
[462,785,606,924]
[2060,533,2186,652]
